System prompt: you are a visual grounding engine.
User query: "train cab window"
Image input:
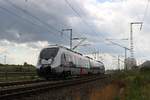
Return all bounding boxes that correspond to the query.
[40,48,59,60]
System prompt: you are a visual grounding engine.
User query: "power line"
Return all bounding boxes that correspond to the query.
[3,0,72,45]
[3,0,119,55]
[1,0,104,56]
[0,5,65,37]
[26,1,81,39]
[0,5,68,41]
[5,0,62,34]
[64,0,82,20]
[142,0,150,22]
[0,6,41,29]
[25,0,105,47]
[63,0,90,38]
[64,0,111,54]
[22,0,74,41]
[0,5,70,46]
[64,0,105,38]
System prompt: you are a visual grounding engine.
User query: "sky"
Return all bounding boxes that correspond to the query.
[0,0,150,69]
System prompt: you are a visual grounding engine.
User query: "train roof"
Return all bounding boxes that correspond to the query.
[47,44,83,55]
[46,44,103,64]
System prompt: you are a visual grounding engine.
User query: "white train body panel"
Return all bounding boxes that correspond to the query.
[36,45,105,78]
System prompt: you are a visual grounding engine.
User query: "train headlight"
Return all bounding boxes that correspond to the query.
[41,59,47,64]
[48,59,52,64]
[41,59,52,65]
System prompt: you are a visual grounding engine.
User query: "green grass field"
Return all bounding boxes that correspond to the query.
[113,69,150,100]
[0,63,39,82]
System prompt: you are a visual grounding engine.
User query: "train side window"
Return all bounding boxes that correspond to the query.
[65,54,69,62]
[69,54,73,62]
[78,58,82,67]
[64,54,66,61]
[61,53,66,65]
[72,55,75,64]
[68,54,74,67]
[85,60,90,68]
[74,56,78,67]
[88,60,91,68]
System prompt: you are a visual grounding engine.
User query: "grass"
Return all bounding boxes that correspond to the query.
[113,69,150,100]
[0,75,40,82]
[0,63,40,82]
[0,63,36,72]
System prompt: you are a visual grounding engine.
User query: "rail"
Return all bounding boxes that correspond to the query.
[0,74,109,100]
[0,79,45,87]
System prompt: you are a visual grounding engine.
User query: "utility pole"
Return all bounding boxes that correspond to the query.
[4,55,7,80]
[93,51,96,60]
[124,48,127,70]
[92,48,97,60]
[130,22,143,66]
[118,55,120,70]
[4,55,6,64]
[106,39,130,70]
[62,29,72,49]
[72,37,87,50]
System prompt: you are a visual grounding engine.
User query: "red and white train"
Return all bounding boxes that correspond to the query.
[36,45,105,79]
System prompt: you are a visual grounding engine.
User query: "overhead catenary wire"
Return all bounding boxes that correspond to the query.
[63,0,90,39]
[64,0,105,39]
[3,0,124,57]
[138,0,150,30]
[24,0,73,39]
[5,0,62,34]
[142,0,150,22]
[2,0,71,44]
[64,0,112,56]
[0,4,63,36]
[19,0,105,47]
[0,6,42,30]
[0,5,69,43]
[2,0,87,48]
[23,0,85,41]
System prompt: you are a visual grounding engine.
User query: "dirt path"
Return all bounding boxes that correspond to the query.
[89,81,125,100]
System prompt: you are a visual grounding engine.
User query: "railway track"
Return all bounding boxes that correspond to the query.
[0,79,46,88]
[0,74,109,100]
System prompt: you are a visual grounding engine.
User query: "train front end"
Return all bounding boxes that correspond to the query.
[36,47,59,79]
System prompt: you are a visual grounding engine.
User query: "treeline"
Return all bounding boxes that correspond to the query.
[0,62,36,72]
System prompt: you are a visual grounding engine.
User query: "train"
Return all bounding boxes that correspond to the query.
[36,45,105,79]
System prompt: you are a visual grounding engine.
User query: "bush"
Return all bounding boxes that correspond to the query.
[140,67,150,72]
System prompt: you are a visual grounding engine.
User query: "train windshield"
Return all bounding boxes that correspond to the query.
[40,48,59,60]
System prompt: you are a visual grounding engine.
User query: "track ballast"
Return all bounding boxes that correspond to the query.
[0,74,110,100]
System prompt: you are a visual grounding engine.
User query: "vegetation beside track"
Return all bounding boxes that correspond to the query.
[0,63,39,82]
[112,68,150,100]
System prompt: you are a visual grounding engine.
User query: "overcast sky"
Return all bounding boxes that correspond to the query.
[0,0,150,69]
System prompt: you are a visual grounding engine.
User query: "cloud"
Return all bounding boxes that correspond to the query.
[0,40,50,65]
[0,0,150,67]
[0,48,6,53]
